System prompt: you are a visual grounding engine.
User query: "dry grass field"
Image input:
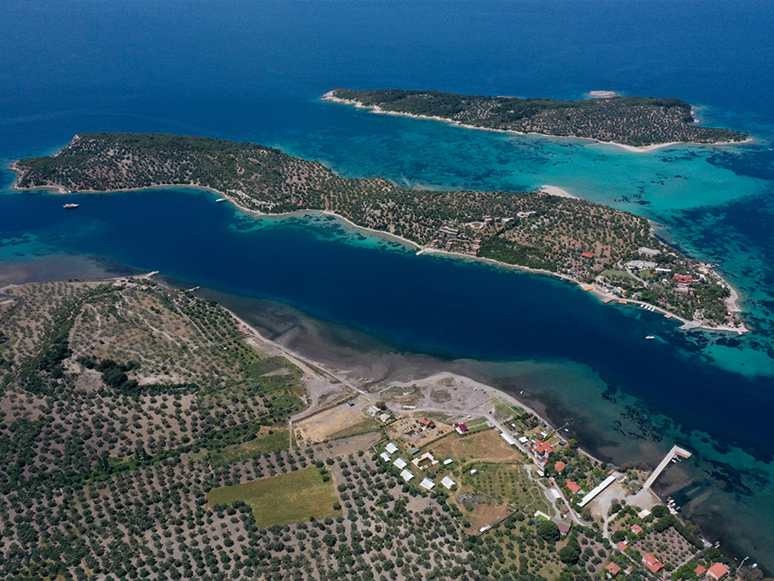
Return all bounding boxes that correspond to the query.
[428,427,520,464]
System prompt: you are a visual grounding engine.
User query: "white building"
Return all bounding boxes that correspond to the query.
[420,478,435,490]
[500,431,517,446]
[400,469,414,482]
[379,451,391,463]
[393,457,407,469]
[385,442,398,454]
[441,476,456,490]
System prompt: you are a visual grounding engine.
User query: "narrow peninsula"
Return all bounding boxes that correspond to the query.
[323,88,749,148]
[12,132,744,331]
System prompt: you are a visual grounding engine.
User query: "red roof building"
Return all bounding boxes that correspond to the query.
[566,480,582,494]
[707,563,730,580]
[606,562,621,576]
[631,524,643,534]
[674,274,693,284]
[642,553,664,574]
[535,441,554,456]
[554,461,566,473]
[695,565,707,577]
[453,422,468,434]
[616,541,628,551]
[581,251,595,259]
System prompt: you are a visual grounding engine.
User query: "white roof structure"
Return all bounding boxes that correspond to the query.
[638,509,651,519]
[420,478,435,490]
[385,442,398,454]
[443,458,453,465]
[412,452,438,470]
[400,469,414,482]
[470,468,478,475]
[578,475,617,507]
[518,436,529,444]
[393,457,407,469]
[550,488,561,500]
[500,431,517,446]
[380,452,391,463]
[441,476,456,490]
[366,406,380,416]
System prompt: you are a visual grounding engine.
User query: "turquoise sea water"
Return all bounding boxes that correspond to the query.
[2,0,774,569]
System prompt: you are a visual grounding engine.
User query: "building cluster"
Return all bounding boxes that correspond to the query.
[379,440,456,492]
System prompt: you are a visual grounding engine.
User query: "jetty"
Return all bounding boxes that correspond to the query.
[643,445,692,491]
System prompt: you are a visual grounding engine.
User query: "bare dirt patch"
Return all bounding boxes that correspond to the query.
[429,428,518,464]
[294,395,377,445]
[388,416,454,448]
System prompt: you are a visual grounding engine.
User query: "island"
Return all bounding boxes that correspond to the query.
[0,276,753,580]
[11,132,745,331]
[323,88,749,148]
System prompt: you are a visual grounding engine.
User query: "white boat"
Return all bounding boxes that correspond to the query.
[63,203,79,209]
[216,198,227,203]
[645,335,655,340]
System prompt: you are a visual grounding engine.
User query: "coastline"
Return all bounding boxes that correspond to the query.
[321,91,755,153]
[8,162,747,335]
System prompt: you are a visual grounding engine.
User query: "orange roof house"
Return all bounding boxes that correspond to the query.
[535,441,554,455]
[707,563,730,580]
[642,553,664,574]
[631,524,643,534]
[617,541,628,551]
[674,273,693,284]
[606,562,621,576]
[581,251,595,259]
[566,480,582,494]
[695,565,707,576]
[554,461,566,473]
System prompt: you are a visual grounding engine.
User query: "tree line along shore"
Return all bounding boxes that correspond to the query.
[11,132,744,330]
[323,88,749,148]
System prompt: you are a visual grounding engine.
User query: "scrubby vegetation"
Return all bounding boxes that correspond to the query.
[13,133,740,327]
[0,279,756,579]
[327,88,748,146]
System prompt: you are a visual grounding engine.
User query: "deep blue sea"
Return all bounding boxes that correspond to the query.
[2,0,774,569]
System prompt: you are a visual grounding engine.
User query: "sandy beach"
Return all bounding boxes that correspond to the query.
[539,184,577,199]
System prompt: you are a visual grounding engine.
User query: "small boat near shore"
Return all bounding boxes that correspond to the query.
[216,198,227,203]
[63,203,79,209]
[645,335,655,340]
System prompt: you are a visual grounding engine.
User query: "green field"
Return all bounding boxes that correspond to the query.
[209,428,289,466]
[207,467,340,528]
